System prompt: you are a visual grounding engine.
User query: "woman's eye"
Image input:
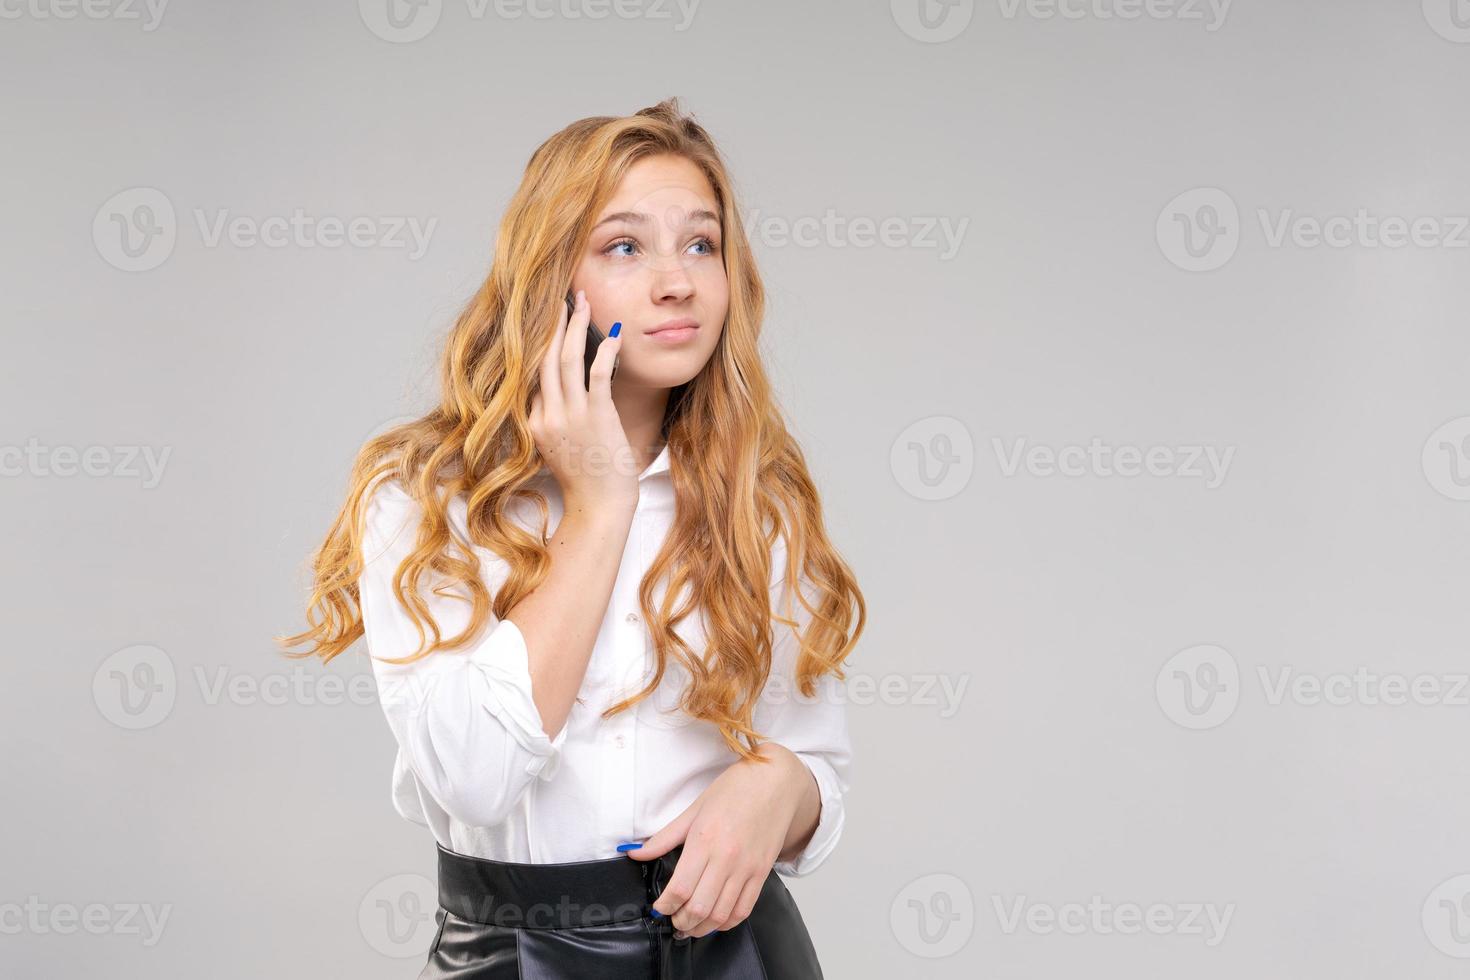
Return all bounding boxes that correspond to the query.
[604,236,719,258]
[605,238,638,257]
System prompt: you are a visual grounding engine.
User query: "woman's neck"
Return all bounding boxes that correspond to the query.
[613,384,672,475]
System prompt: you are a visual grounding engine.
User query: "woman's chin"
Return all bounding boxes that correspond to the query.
[614,360,708,391]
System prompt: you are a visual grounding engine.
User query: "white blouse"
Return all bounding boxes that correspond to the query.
[357,443,851,876]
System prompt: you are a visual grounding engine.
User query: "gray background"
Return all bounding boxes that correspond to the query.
[4,0,1470,976]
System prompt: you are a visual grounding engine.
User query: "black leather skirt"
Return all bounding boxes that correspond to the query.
[419,842,825,979]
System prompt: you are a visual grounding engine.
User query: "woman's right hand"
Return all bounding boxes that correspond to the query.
[529,288,636,513]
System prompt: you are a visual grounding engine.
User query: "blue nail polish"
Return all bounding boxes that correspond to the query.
[616,842,642,852]
[610,322,621,338]
[650,908,665,918]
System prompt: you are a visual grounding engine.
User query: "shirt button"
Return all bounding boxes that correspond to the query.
[614,734,626,749]
[625,612,639,623]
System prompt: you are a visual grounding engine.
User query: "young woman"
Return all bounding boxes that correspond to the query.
[282,98,866,978]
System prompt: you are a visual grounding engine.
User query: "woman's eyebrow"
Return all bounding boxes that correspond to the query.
[592,208,720,231]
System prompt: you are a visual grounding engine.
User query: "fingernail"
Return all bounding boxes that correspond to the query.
[610,322,621,338]
[577,289,585,303]
[650,908,665,918]
[615,842,642,853]
[674,930,688,940]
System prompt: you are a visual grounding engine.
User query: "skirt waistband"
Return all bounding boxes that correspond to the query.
[435,843,684,930]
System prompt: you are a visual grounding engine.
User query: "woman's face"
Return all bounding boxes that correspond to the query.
[571,153,728,390]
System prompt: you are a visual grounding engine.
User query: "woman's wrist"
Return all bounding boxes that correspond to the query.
[752,741,806,789]
[752,742,821,863]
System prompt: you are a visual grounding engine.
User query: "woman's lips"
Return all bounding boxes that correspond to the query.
[645,321,699,344]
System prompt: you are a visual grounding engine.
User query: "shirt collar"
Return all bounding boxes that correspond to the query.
[639,442,671,482]
[532,443,671,483]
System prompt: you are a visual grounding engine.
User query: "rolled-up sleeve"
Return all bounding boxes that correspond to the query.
[759,543,853,878]
[768,672,850,878]
[358,478,568,829]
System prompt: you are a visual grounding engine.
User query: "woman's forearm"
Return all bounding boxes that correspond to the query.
[757,742,822,865]
[507,499,637,737]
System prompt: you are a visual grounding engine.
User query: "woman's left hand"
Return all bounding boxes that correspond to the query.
[627,742,816,937]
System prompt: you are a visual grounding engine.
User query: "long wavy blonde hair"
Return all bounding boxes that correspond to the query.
[278,98,865,760]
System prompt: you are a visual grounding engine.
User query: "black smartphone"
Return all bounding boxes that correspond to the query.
[564,291,617,389]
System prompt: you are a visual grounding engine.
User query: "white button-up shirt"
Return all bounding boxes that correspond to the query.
[358,443,851,876]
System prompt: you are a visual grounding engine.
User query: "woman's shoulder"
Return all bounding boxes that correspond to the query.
[362,473,420,528]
